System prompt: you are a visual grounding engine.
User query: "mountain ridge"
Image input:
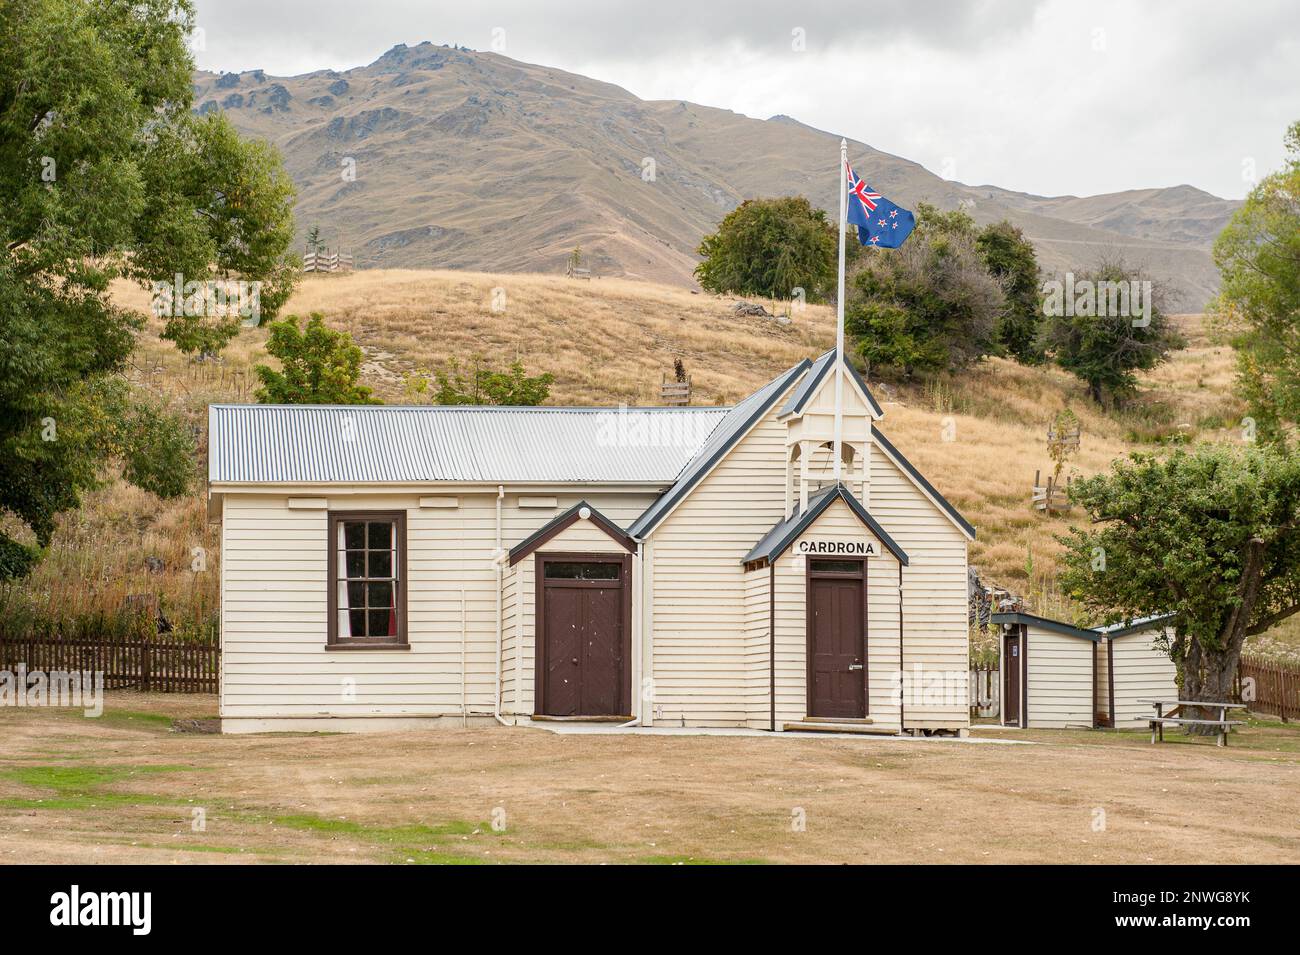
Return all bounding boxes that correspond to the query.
[193,41,1240,308]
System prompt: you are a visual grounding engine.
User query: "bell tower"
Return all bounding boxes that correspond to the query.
[779,350,881,518]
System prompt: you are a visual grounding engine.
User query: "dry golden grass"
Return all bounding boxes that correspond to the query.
[2,693,1298,864]
[15,270,1286,652]
[110,269,837,406]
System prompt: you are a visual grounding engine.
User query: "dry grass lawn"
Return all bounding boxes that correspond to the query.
[1,693,1297,865]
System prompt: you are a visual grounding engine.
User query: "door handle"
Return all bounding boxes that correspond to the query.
[848,663,864,671]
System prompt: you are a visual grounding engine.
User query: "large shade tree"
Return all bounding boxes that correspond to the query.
[0,0,298,578]
[1212,120,1300,445]
[1057,444,1300,719]
[844,203,1002,378]
[695,196,838,302]
[1041,257,1183,405]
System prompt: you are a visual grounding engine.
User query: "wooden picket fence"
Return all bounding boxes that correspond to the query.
[661,373,691,406]
[303,248,354,273]
[0,631,219,694]
[970,666,1000,718]
[1236,656,1299,723]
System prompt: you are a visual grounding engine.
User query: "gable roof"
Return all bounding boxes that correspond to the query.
[871,428,977,540]
[1094,613,1176,638]
[778,348,884,419]
[208,404,728,485]
[742,483,909,566]
[508,500,636,566]
[989,612,1100,642]
[627,358,812,538]
[990,610,1177,642]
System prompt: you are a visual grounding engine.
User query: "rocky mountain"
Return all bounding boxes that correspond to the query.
[193,42,1240,308]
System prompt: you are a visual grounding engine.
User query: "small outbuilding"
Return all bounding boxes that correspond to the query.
[989,611,1177,729]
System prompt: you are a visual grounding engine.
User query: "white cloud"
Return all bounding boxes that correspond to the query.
[192,0,1297,199]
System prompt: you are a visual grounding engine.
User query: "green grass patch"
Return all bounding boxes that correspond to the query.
[0,763,195,810]
[1,763,191,790]
[96,710,180,731]
[124,841,263,856]
[639,854,767,865]
[263,811,505,863]
[270,812,486,841]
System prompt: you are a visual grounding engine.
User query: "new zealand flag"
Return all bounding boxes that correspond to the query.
[845,163,915,249]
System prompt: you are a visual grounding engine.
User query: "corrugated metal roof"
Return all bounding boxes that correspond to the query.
[1094,613,1176,637]
[628,359,812,538]
[208,405,730,485]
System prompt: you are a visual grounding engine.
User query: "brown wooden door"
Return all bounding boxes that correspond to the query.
[807,564,867,719]
[1003,630,1021,725]
[538,556,629,717]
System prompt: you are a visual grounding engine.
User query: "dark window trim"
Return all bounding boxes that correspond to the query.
[326,510,409,650]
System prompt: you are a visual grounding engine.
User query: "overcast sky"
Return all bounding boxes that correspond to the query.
[191,0,1297,199]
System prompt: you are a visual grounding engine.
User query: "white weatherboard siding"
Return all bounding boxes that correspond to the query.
[770,498,902,729]
[743,565,771,729]
[221,490,653,729]
[1024,627,1095,728]
[502,517,638,717]
[645,406,968,729]
[648,403,792,726]
[868,442,970,726]
[1095,639,1109,721]
[1110,629,1177,728]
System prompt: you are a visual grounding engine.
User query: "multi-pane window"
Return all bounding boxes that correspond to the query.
[328,512,406,646]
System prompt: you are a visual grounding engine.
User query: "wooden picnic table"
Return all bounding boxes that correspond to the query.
[1138,698,1247,747]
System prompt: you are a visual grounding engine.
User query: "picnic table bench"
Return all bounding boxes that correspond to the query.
[1138,698,1247,747]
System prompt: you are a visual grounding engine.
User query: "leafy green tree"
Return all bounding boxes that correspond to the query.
[307,226,321,253]
[977,220,1043,363]
[1041,258,1183,405]
[1211,120,1300,444]
[0,0,265,577]
[695,197,837,301]
[407,356,554,406]
[254,313,379,404]
[844,203,1002,378]
[1058,444,1300,716]
[137,110,299,355]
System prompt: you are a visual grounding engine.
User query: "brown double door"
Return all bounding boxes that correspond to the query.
[537,554,630,717]
[807,560,868,720]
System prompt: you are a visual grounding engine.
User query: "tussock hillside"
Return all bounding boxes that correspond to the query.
[13,269,1293,658]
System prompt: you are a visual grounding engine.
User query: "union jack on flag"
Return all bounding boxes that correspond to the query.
[845,163,915,249]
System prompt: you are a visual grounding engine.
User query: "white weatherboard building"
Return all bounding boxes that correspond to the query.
[989,611,1178,729]
[209,349,976,734]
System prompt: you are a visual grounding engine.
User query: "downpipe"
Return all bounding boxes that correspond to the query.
[493,485,511,726]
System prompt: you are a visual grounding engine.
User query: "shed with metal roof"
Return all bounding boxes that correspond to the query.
[989,612,1177,728]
